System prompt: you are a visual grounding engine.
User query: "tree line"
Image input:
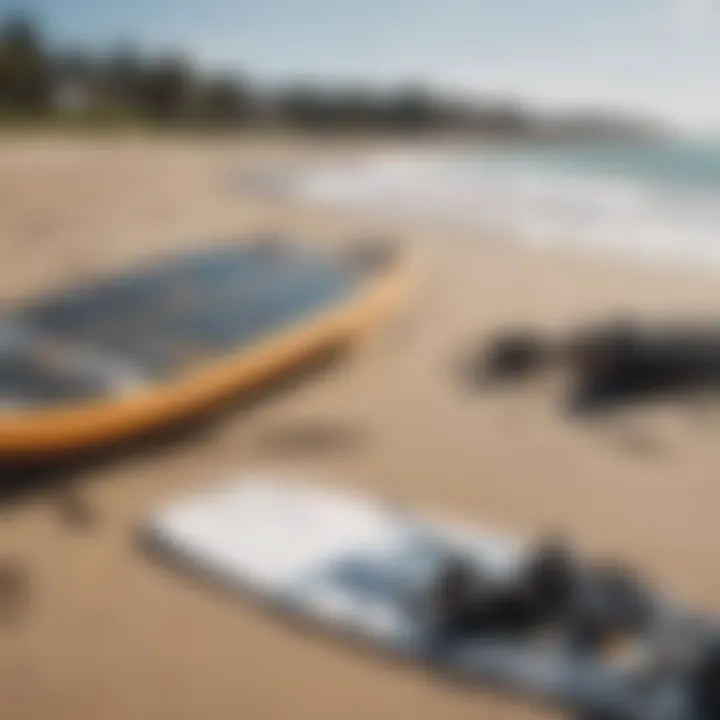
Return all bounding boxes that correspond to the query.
[0,14,653,138]
[0,14,537,134]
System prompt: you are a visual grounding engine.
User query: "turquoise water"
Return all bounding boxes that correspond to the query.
[501,140,720,191]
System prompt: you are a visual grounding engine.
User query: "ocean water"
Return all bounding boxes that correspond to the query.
[295,140,720,270]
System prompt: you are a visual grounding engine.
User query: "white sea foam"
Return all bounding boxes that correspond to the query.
[293,146,720,271]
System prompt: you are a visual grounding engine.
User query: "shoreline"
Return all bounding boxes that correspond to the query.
[289,140,720,278]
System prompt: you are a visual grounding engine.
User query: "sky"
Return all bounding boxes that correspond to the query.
[8,0,720,132]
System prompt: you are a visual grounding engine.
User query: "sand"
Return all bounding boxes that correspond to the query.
[2,135,720,720]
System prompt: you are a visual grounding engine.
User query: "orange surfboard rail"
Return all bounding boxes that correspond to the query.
[0,249,414,459]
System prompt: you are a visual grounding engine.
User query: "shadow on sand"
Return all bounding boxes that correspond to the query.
[259,418,368,457]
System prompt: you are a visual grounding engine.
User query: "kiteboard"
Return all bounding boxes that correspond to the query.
[144,474,720,720]
[0,239,410,457]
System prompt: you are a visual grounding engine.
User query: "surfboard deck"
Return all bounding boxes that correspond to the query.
[144,475,715,720]
[0,239,410,456]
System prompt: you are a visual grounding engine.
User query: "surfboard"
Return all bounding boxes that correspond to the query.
[144,475,718,720]
[0,239,410,457]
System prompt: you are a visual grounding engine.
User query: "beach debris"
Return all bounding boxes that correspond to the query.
[567,319,720,410]
[461,329,550,387]
[464,318,720,411]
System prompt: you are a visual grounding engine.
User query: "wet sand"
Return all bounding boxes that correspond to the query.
[2,135,720,720]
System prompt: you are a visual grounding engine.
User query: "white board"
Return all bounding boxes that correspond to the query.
[145,475,521,645]
[142,473,687,720]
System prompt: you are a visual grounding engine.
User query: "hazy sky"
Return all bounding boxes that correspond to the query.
[11,0,720,131]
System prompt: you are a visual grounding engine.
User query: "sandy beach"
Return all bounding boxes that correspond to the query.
[3,135,720,720]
